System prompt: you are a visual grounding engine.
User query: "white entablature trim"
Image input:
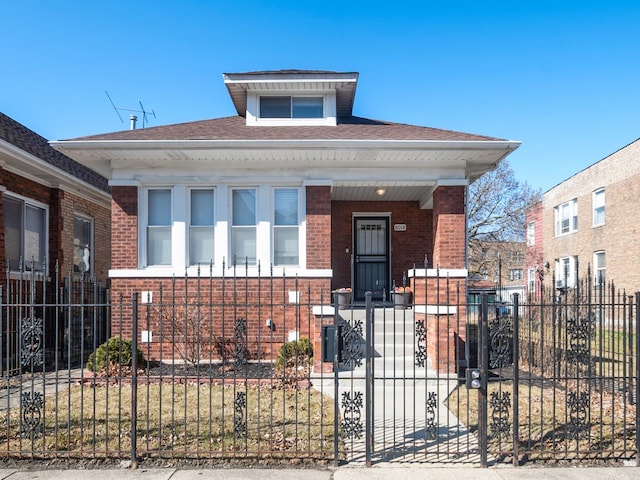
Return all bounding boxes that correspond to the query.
[109,267,334,279]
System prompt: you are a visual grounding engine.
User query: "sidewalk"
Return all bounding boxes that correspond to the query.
[1,465,639,480]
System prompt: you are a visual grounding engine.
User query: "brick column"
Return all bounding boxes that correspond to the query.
[432,185,466,269]
[306,186,331,269]
[111,186,138,269]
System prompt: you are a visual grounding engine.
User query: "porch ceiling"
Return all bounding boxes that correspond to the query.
[331,183,435,204]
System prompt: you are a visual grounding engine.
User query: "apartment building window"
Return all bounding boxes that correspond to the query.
[273,188,299,266]
[593,188,605,226]
[147,189,172,266]
[528,268,536,293]
[527,221,535,246]
[555,199,578,236]
[73,214,93,274]
[509,268,523,281]
[3,194,47,271]
[555,256,577,288]
[231,188,257,265]
[510,251,524,263]
[594,251,606,285]
[189,189,215,266]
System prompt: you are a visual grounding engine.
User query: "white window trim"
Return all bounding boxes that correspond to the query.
[140,186,179,269]
[554,199,578,237]
[272,187,302,267]
[135,184,310,276]
[187,187,216,267]
[527,221,535,246]
[4,191,49,273]
[555,256,577,288]
[593,251,605,286]
[245,91,337,126]
[592,188,605,227]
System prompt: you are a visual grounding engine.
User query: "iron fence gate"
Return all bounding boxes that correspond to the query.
[332,281,640,466]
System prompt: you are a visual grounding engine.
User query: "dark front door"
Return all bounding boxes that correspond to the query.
[353,217,389,301]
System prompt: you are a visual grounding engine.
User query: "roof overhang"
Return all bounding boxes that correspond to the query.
[223,71,359,117]
[0,139,111,208]
[50,138,519,207]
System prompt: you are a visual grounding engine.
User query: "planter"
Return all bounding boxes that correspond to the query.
[335,291,352,309]
[393,291,412,310]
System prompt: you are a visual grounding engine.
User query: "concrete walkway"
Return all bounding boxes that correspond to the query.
[313,307,480,464]
[1,465,639,480]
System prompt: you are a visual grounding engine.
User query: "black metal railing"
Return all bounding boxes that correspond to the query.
[0,262,638,467]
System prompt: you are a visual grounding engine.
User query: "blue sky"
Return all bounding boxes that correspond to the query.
[2,1,639,192]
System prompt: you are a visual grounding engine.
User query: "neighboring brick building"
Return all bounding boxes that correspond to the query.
[52,70,520,365]
[468,240,526,299]
[525,137,640,295]
[0,113,111,281]
[1,113,111,370]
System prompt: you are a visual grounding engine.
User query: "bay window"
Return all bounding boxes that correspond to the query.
[231,189,257,265]
[273,188,299,265]
[189,189,215,265]
[147,189,172,266]
[3,194,47,271]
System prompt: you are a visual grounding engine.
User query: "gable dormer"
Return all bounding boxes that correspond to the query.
[223,70,359,126]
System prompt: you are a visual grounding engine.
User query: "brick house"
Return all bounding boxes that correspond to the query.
[1,113,111,369]
[525,137,640,296]
[52,70,520,364]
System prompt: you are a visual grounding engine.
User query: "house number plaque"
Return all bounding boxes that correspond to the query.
[394,224,407,231]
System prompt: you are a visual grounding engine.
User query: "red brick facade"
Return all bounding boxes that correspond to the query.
[331,200,433,291]
[0,167,111,283]
[306,186,331,269]
[432,186,466,269]
[111,186,138,269]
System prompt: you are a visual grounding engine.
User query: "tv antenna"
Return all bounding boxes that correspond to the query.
[105,90,156,129]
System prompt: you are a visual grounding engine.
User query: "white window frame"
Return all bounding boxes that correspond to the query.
[3,192,49,272]
[245,92,336,126]
[594,251,605,286]
[142,187,174,268]
[259,96,324,119]
[527,221,535,246]
[527,268,536,293]
[272,187,300,267]
[555,256,577,288]
[230,188,258,266]
[592,188,605,227]
[509,268,523,281]
[188,187,215,267]
[73,213,94,275]
[554,199,578,236]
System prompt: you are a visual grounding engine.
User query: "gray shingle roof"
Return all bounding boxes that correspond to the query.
[0,113,109,193]
[65,115,503,142]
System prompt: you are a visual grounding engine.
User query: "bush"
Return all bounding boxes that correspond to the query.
[86,336,144,373]
[276,337,313,368]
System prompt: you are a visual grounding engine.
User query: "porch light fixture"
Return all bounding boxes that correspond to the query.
[375,188,386,196]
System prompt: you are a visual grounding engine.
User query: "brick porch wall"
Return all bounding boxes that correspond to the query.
[109,277,331,362]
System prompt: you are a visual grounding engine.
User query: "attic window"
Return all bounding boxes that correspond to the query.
[260,96,323,119]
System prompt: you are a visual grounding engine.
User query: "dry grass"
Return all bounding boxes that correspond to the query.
[0,381,336,461]
[447,378,637,461]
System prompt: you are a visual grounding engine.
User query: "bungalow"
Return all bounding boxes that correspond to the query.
[51,70,520,366]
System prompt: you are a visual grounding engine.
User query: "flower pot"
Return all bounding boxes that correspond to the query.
[393,291,412,310]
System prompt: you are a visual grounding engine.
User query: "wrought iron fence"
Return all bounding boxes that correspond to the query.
[474,273,639,465]
[1,262,638,467]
